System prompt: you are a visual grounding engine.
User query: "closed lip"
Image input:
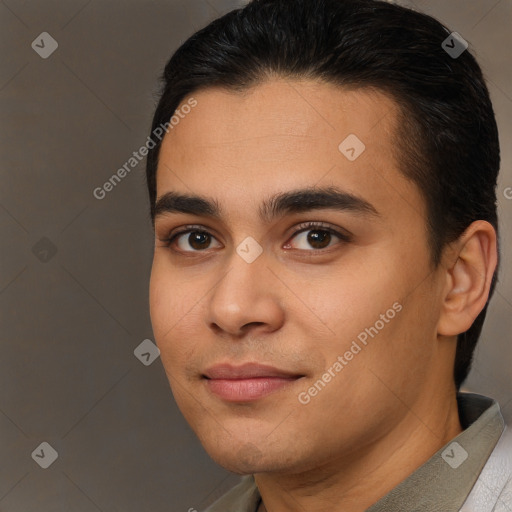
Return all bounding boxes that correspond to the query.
[203,362,304,380]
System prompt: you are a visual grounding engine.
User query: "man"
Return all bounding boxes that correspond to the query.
[145,0,512,510]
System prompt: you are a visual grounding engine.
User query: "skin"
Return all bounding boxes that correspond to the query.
[149,79,497,512]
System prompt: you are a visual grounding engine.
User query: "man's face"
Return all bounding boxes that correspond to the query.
[149,79,450,474]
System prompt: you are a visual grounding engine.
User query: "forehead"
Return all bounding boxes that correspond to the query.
[160,79,399,162]
[155,79,424,225]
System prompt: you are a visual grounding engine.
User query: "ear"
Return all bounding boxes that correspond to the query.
[437,220,498,337]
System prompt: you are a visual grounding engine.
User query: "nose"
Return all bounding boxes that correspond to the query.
[206,246,285,338]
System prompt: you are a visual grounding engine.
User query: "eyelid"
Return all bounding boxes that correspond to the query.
[166,224,213,239]
[290,221,352,243]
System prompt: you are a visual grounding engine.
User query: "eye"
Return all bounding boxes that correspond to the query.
[162,225,222,252]
[285,222,351,251]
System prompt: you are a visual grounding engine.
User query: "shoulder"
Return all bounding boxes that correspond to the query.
[460,425,512,512]
[202,475,260,512]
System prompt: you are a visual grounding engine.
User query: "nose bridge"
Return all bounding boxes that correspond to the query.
[213,240,268,311]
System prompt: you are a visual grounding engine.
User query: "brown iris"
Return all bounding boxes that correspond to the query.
[188,232,211,250]
[306,229,331,249]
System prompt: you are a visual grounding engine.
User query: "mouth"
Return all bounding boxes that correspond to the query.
[202,362,305,402]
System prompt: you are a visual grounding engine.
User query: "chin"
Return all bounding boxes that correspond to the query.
[202,436,302,475]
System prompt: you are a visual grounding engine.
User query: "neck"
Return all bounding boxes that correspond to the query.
[255,392,462,512]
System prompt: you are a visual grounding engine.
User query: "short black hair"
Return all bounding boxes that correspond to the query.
[145,0,500,389]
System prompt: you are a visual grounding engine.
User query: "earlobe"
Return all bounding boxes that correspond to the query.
[437,221,498,337]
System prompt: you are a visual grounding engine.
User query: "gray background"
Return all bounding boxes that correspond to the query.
[1,0,511,510]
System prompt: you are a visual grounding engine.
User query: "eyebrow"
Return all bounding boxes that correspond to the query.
[153,186,380,224]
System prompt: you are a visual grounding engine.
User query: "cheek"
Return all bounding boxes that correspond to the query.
[149,261,198,362]
[149,263,173,337]
[303,260,402,337]
[297,252,425,386]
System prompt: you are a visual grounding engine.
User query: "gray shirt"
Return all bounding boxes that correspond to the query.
[203,393,505,512]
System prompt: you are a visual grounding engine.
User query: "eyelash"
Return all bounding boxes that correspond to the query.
[159,221,352,254]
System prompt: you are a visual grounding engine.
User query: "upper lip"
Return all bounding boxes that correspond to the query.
[203,362,304,380]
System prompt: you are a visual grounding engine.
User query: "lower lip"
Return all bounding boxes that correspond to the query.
[205,377,300,402]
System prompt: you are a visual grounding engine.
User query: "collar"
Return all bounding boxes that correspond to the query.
[366,392,504,511]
